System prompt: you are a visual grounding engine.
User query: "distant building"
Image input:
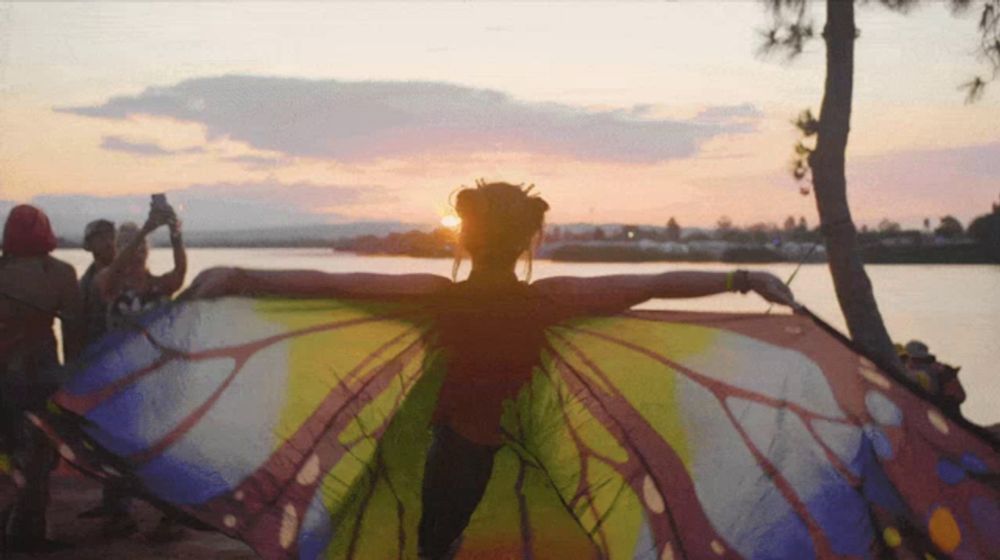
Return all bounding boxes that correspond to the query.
[879,232,922,247]
[687,240,734,259]
[637,239,689,254]
[779,241,827,260]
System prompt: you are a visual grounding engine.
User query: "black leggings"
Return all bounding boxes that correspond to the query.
[418,426,499,559]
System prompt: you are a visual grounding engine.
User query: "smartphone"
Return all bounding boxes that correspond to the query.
[151,193,169,212]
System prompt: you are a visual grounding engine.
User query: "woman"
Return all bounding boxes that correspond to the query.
[95,203,187,332]
[0,205,82,553]
[185,181,796,559]
[86,202,187,538]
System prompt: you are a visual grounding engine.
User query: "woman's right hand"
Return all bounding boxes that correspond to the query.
[143,206,174,233]
[748,271,800,310]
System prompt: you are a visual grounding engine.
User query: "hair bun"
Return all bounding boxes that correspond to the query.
[455,188,486,220]
[454,181,549,261]
[529,196,550,214]
[524,196,549,231]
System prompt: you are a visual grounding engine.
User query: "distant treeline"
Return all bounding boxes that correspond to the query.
[56,198,1000,265]
[544,244,996,264]
[857,243,997,264]
[332,229,456,258]
[329,201,1000,264]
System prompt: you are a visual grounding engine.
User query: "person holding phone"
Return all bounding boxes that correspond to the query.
[88,195,187,537]
[95,194,187,331]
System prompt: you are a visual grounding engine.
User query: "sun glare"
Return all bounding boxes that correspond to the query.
[440,215,462,230]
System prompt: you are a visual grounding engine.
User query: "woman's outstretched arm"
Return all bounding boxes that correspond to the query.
[154,218,187,297]
[182,267,451,301]
[533,270,797,315]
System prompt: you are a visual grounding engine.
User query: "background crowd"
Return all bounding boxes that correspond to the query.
[0,200,186,553]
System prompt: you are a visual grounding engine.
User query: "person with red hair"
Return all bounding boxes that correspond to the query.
[0,204,82,553]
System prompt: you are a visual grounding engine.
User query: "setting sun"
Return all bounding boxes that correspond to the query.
[440,214,461,230]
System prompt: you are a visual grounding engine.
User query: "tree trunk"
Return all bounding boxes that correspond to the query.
[810,0,903,373]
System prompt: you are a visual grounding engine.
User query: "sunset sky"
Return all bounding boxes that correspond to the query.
[1,1,998,235]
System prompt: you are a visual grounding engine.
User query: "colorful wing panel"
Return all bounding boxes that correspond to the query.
[32,299,999,560]
[523,310,999,560]
[47,297,435,558]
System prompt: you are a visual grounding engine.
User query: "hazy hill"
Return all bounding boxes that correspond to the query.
[180,222,428,247]
[58,222,428,248]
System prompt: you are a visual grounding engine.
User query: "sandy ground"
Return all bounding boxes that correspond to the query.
[7,475,256,560]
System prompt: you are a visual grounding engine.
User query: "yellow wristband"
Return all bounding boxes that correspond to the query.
[725,271,735,292]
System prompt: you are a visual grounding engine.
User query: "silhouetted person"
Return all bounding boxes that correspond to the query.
[74,218,143,534]
[901,340,966,417]
[0,205,82,553]
[79,219,115,347]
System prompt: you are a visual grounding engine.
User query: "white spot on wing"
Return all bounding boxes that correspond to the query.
[927,409,950,435]
[642,475,665,514]
[859,365,891,390]
[279,503,298,549]
[58,444,75,461]
[296,454,321,486]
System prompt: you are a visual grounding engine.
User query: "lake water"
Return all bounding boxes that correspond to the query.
[53,248,1000,426]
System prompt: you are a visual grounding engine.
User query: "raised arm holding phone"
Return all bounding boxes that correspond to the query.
[95,194,187,327]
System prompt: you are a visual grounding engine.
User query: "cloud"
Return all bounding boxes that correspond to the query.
[100,135,206,156]
[58,75,760,164]
[221,154,293,170]
[693,103,764,123]
[19,180,388,236]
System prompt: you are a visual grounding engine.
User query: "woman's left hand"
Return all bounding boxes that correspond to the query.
[748,272,800,310]
[167,213,182,232]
